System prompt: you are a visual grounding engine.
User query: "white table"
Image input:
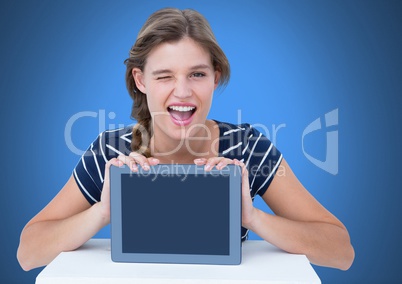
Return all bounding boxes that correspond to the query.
[36,239,321,284]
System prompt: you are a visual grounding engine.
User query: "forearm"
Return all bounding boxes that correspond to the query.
[17,203,107,271]
[247,209,354,270]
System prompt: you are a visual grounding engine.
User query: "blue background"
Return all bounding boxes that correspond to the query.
[1,0,401,283]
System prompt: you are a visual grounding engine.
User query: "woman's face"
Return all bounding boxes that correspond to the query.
[132,37,220,142]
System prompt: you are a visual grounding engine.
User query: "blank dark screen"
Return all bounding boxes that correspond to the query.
[121,173,230,255]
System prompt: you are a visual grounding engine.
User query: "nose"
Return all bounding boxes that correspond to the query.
[173,77,191,99]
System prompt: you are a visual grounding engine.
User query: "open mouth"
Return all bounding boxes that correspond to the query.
[167,105,197,125]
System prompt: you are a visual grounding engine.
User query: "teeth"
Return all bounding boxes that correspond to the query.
[169,106,195,112]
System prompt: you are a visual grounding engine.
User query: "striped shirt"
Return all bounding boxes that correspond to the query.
[74,120,283,240]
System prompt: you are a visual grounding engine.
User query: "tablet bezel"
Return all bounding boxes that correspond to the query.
[110,164,242,265]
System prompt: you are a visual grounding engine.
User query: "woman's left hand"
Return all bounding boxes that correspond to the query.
[194,157,256,228]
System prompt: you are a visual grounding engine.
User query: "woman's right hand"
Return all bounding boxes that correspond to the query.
[98,153,160,224]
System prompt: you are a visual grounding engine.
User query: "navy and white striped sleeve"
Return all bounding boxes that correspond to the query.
[73,133,108,205]
[243,126,283,197]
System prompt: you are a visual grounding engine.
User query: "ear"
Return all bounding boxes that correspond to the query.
[214,70,221,90]
[132,68,146,94]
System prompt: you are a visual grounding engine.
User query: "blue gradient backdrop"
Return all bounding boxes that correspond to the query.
[1,1,401,283]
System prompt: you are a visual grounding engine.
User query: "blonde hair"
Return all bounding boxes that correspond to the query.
[124,8,230,156]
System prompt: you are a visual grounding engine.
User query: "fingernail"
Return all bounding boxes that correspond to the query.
[217,162,223,169]
[204,164,211,170]
[143,163,150,170]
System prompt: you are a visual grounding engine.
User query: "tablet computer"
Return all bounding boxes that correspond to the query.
[110,164,242,265]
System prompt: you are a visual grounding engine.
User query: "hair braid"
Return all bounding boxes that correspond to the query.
[129,90,152,157]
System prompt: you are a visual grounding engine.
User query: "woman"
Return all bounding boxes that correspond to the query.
[17,8,354,271]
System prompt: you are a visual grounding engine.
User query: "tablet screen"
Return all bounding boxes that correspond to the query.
[110,164,241,265]
[121,173,230,255]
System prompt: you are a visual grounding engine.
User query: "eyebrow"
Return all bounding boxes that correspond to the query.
[152,69,172,76]
[189,64,212,71]
[151,64,212,76]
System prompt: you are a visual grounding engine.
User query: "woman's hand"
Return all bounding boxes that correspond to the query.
[194,157,256,228]
[99,153,160,224]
